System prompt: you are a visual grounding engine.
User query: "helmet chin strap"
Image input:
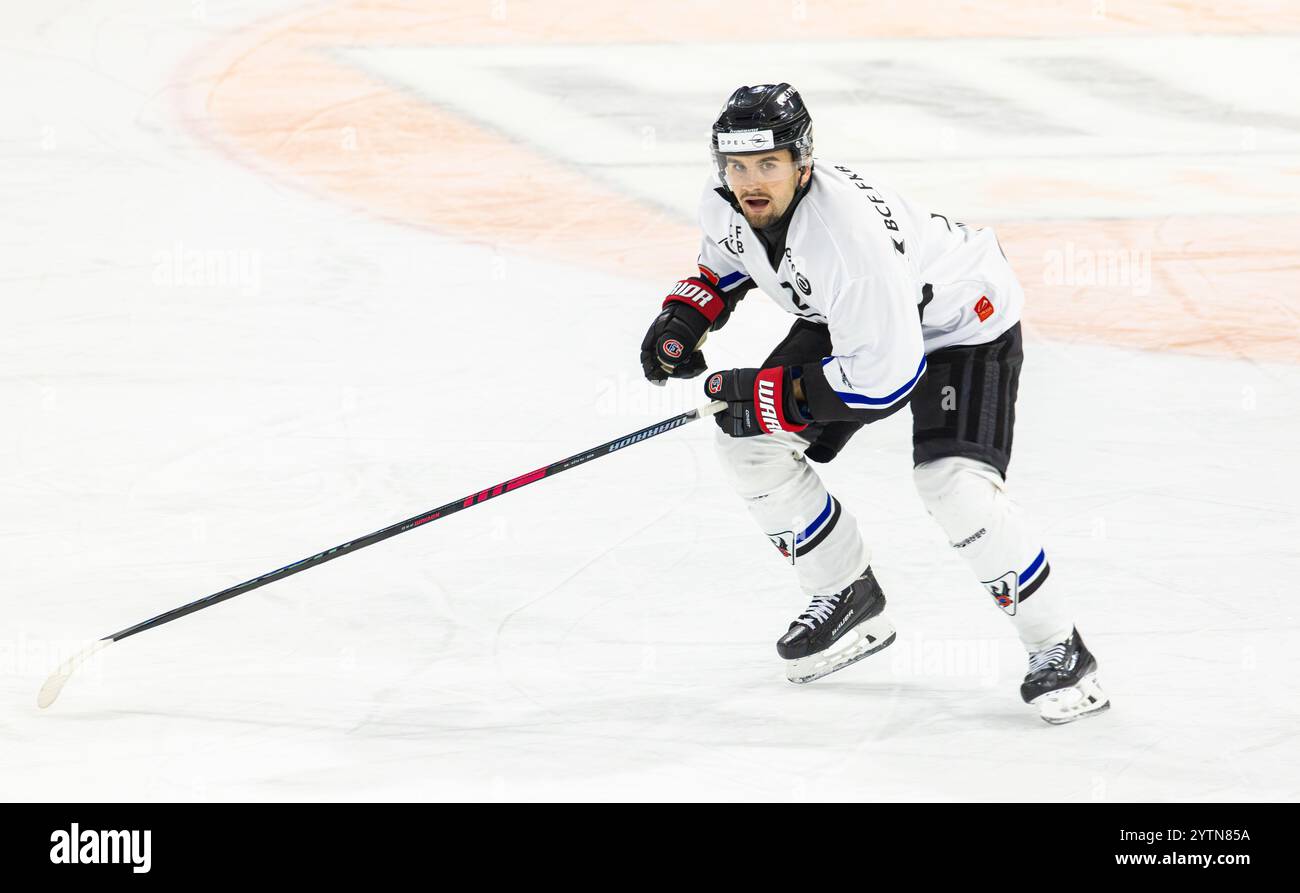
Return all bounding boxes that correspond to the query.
[795,153,815,185]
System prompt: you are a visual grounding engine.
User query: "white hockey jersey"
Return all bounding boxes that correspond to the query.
[697,160,1024,413]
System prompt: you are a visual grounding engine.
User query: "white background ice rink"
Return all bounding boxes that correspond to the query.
[2,2,1297,801]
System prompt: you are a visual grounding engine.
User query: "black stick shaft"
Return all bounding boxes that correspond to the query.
[104,402,722,643]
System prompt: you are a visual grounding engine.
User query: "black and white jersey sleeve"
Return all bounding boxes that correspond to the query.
[799,273,927,423]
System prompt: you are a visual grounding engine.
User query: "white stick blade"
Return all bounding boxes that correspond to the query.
[37,639,112,709]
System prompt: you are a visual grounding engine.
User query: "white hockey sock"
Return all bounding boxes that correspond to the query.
[914,456,1072,650]
[715,428,868,598]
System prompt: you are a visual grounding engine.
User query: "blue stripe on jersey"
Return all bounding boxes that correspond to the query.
[826,355,927,407]
[794,495,834,545]
[1018,549,1047,585]
[718,271,749,290]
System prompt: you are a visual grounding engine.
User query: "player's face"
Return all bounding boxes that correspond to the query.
[723,151,808,228]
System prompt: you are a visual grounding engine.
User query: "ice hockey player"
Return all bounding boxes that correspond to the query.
[639,83,1109,724]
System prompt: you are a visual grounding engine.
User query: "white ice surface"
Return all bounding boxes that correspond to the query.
[1,3,1298,801]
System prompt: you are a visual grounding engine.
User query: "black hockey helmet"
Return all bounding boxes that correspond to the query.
[711,83,813,178]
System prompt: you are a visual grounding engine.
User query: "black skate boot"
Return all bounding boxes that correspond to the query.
[1021,627,1110,724]
[777,567,896,684]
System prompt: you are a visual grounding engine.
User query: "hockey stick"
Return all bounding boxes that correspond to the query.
[38,400,727,708]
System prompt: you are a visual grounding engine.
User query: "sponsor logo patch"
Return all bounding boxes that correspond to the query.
[832,609,855,637]
[662,338,684,359]
[974,295,995,322]
[756,376,780,431]
[671,279,714,309]
[717,129,775,152]
[767,530,796,566]
[982,570,1019,616]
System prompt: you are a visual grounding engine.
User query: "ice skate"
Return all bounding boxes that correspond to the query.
[778,567,896,683]
[1021,627,1110,725]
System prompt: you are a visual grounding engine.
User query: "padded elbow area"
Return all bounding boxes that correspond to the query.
[913,456,1006,544]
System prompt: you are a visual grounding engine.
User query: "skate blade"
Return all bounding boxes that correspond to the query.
[785,615,896,684]
[1034,672,1111,725]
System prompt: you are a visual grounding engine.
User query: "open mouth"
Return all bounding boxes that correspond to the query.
[742,196,771,213]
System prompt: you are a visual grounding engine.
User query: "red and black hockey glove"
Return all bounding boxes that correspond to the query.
[705,366,811,437]
[640,276,729,384]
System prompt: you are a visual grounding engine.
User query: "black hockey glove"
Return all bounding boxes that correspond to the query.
[640,276,733,384]
[705,366,812,437]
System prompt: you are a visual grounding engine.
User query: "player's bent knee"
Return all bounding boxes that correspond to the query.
[913,456,1004,540]
[715,427,809,499]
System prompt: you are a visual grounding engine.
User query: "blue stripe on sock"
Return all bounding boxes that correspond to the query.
[1018,548,1046,585]
[794,495,834,545]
